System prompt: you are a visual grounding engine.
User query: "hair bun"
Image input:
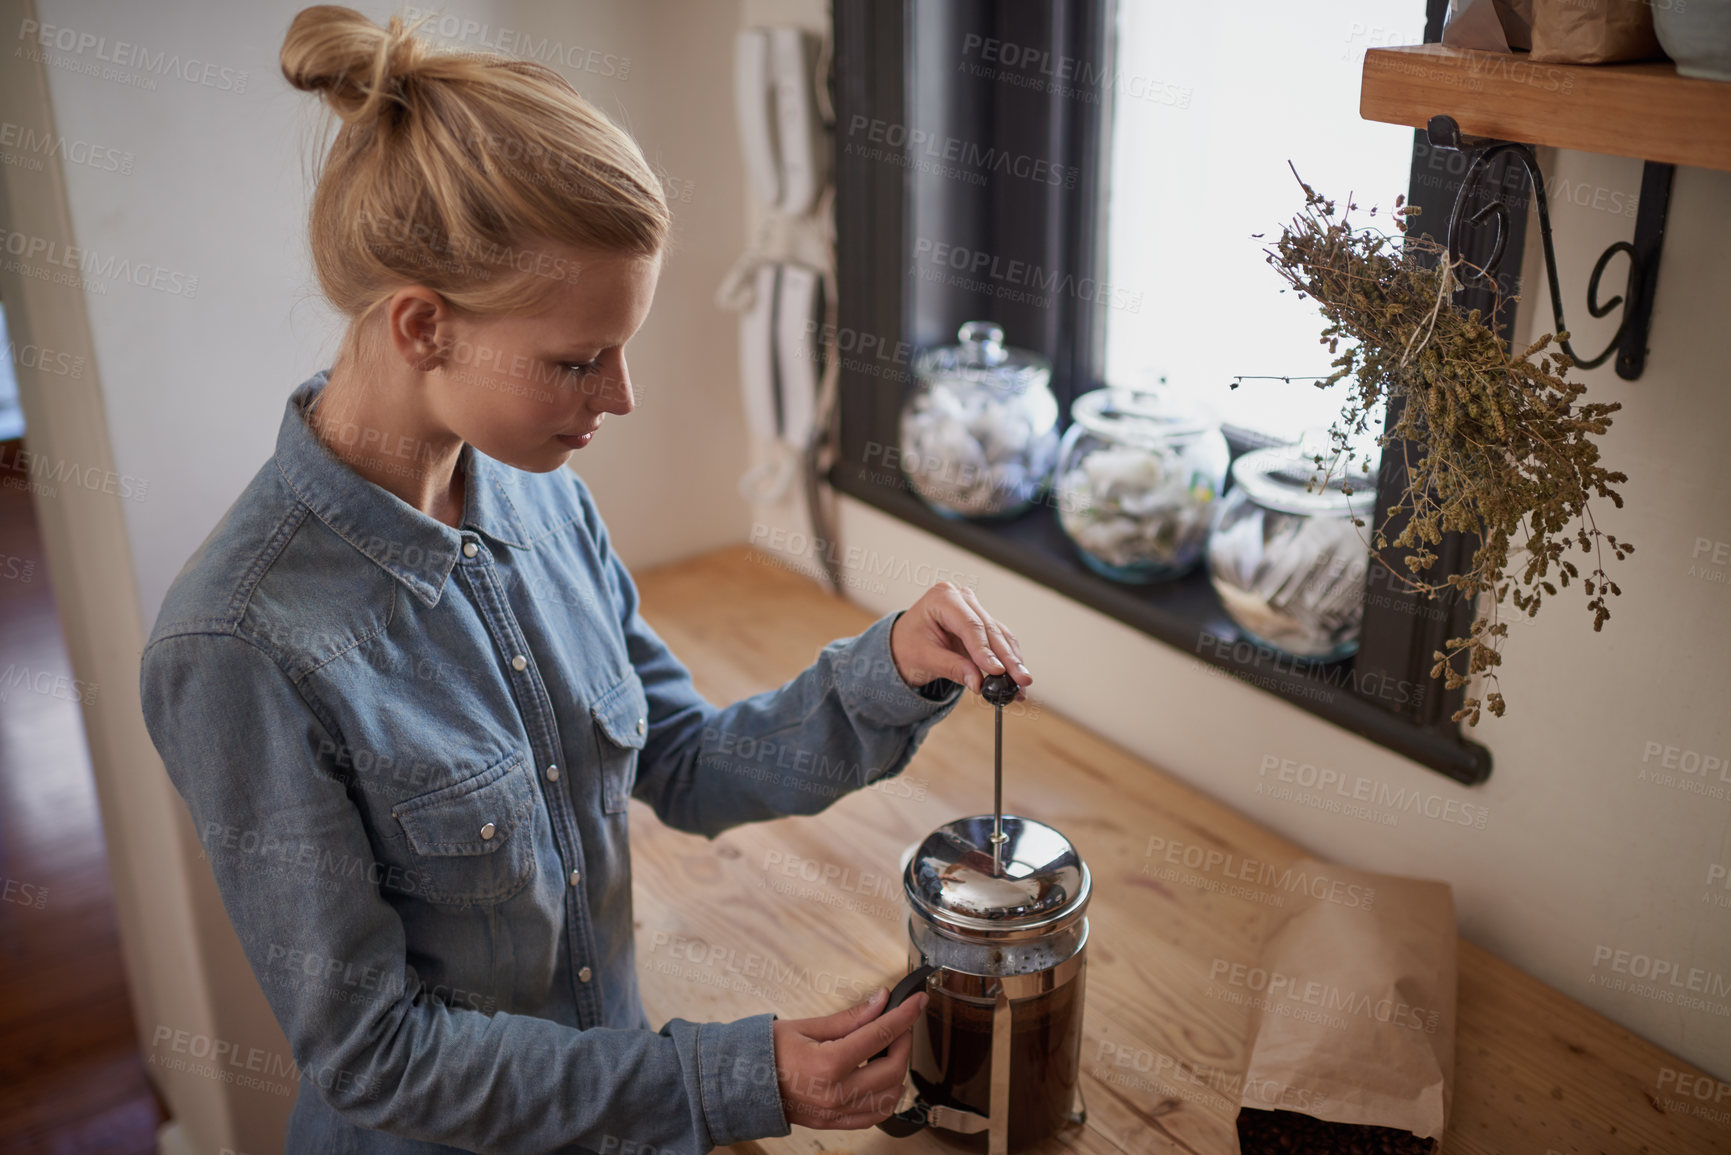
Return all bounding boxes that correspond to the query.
[282,5,431,124]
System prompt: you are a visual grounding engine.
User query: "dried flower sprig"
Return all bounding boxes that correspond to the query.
[1245,167,1631,724]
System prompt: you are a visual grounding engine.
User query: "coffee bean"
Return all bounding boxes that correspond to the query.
[1236,1107,1437,1154]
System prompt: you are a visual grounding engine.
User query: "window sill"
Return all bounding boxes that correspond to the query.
[830,462,1492,785]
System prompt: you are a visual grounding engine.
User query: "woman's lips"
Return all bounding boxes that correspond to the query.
[556,431,595,449]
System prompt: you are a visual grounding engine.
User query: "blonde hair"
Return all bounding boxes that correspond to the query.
[281,6,670,362]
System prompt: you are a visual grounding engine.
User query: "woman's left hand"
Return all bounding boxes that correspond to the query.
[889,582,1031,698]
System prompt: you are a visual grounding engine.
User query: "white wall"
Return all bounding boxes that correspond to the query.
[828,153,1731,1079]
[37,0,749,622]
[8,1,751,1150]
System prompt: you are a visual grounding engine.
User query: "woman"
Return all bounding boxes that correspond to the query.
[138,7,1032,1153]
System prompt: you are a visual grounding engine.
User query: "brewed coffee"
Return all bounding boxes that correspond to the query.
[910,970,1085,1151]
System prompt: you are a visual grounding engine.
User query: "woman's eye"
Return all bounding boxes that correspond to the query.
[563,360,601,379]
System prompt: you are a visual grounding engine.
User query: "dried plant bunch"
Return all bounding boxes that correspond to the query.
[1249,170,1631,724]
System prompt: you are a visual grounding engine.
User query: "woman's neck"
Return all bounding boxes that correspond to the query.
[310,359,468,529]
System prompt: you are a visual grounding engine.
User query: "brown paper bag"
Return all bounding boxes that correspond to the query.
[1530,0,1661,63]
[1231,858,1457,1153]
[1443,0,1534,52]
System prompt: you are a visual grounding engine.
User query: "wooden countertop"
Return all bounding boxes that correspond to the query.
[628,547,1725,1155]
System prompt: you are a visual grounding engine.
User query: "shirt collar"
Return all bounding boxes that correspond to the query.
[274,372,533,608]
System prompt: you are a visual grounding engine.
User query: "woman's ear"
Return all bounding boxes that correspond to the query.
[384,286,452,372]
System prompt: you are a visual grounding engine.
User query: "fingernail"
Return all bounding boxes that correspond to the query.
[986,652,1005,671]
[872,987,888,1004]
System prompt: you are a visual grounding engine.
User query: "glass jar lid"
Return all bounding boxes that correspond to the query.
[913,321,1051,393]
[1070,385,1217,450]
[1229,444,1371,519]
[905,815,1090,934]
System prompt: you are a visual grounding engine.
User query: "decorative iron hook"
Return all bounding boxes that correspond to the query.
[1426,115,1673,380]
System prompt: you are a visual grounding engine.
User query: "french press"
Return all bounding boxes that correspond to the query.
[878,674,1091,1153]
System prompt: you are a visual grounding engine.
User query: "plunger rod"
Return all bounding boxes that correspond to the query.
[980,674,1018,877]
[992,704,1004,876]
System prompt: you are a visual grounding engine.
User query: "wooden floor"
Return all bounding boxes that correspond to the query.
[0,438,163,1154]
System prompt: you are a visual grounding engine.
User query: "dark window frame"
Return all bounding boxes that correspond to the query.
[832,0,1503,784]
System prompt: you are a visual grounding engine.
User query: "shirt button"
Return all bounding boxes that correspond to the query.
[546,764,559,782]
[577,966,593,983]
[636,717,646,735]
[479,822,496,840]
[510,655,527,672]
[568,869,581,887]
[462,541,478,558]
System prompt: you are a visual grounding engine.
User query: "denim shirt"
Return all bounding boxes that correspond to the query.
[139,373,962,1154]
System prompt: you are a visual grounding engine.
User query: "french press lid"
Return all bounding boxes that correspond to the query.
[905,815,1090,937]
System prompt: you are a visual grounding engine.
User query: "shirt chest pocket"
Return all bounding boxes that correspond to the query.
[392,752,538,908]
[590,671,648,814]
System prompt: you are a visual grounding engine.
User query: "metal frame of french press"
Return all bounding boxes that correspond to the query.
[1425,114,1673,380]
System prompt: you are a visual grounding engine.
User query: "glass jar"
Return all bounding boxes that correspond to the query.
[1206,446,1372,661]
[900,322,1059,519]
[1054,387,1229,582]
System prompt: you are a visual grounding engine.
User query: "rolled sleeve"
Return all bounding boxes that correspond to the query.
[696,1012,789,1147]
[835,610,965,728]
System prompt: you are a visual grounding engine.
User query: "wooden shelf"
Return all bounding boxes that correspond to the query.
[1361,44,1731,173]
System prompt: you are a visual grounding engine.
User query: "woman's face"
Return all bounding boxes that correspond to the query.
[423,245,662,472]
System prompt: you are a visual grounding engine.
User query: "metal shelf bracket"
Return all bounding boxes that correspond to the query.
[1426,114,1672,380]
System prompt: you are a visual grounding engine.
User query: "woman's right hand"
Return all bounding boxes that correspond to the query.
[769,986,928,1129]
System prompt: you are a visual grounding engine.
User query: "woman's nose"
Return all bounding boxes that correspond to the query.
[587,355,635,416]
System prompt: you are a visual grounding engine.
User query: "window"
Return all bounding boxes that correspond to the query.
[1104,2,1426,448]
[832,0,1493,783]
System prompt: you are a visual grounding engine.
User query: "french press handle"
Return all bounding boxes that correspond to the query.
[873,963,938,1137]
